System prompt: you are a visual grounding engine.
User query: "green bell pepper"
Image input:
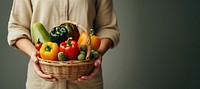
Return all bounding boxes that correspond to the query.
[50,26,68,45]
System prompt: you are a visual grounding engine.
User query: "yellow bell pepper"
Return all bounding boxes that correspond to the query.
[78,29,101,51]
[40,42,59,61]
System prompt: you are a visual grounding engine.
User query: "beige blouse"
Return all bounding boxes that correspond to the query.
[7,0,120,89]
[7,0,120,48]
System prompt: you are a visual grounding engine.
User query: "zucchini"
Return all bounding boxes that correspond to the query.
[31,22,51,44]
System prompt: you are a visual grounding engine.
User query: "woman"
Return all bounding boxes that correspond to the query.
[7,0,120,89]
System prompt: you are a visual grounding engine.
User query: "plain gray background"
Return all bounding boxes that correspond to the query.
[0,0,200,89]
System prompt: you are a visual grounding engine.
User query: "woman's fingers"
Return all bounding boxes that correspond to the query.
[76,66,100,81]
[31,52,57,82]
[94,58,101,67]
[33,63,52,78]
[33,61,57,81]
[76,58,102,82]
[82,64,100,80]
[31,52,37,63]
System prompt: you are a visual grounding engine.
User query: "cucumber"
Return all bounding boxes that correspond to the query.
[79,51,86,56]
[90,50,99,59]
[90,50,95,59]
[93,51,99,59]
[80,44,87,52]
[78,53,85,61]
[58,52,67,61]
[31,22,51,44]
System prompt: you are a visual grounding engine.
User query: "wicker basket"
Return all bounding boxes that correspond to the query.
[38,20,94,80]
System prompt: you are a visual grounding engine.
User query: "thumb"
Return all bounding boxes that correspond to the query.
[94,59,101,67]
[31,52,38,64]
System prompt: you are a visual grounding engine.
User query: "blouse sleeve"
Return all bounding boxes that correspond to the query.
[7,0,32,48]
[94,0,120,48]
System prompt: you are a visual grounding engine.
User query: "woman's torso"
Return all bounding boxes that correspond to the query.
[30,0,97,32]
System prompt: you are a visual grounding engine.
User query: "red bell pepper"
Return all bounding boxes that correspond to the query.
[59,37,79,60]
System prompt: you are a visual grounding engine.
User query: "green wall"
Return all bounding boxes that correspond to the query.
[0,0,200,89]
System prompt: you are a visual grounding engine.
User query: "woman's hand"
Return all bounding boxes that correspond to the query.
[16,39,57,82]
[76,56,102,82]
[30,52,57,82]
[76,38,112,82]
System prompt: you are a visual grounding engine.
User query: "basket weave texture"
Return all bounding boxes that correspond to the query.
[38,20,94,80]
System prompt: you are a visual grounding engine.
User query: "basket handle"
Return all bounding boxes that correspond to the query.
[61,20,91,61]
